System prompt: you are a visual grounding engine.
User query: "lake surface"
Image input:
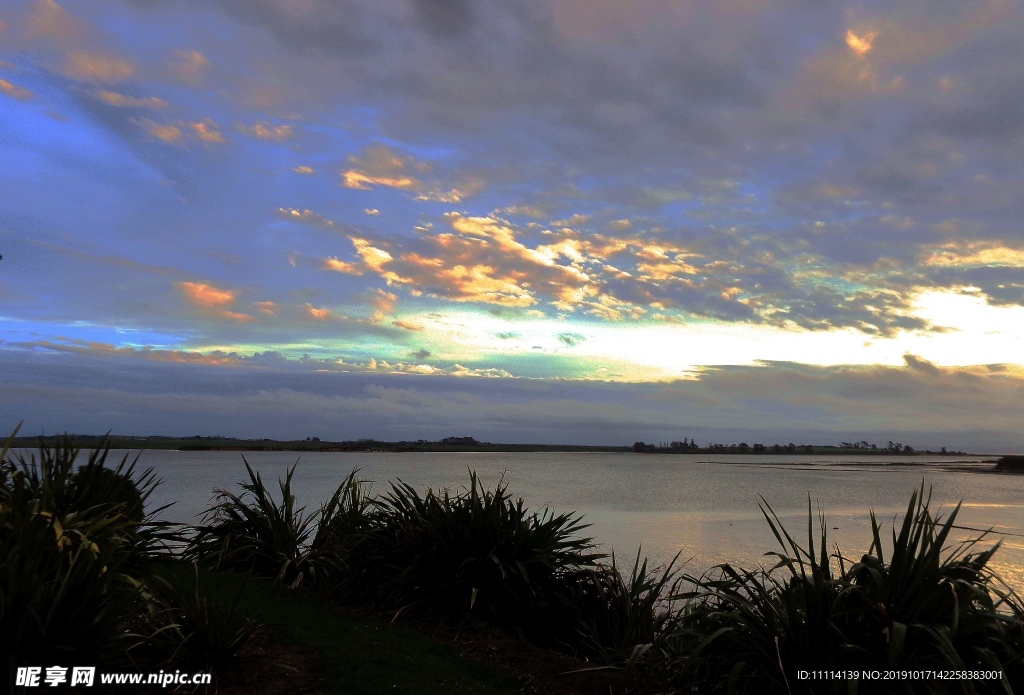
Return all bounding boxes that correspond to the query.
[131,450,1024,589]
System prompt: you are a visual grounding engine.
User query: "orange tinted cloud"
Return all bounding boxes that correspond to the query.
[277,207,334,227]
[0,79,32,100]
[368,288,397,323]
[61,51,134,82]
[25,0,81,39]
[341,144,421,191]
[172,49,208,82]
[135,118,225,145]
[324,215,756,320]
[293,165,315,174]
[845,29,877,56]
[322,257,361,274]
[340,144,479,202]
[177,281,235,307]
[189,119,226,144]
[305,303,336,320]
[336,216,594,308]
[133,118,182,143]
[342,170,417,191]
[177,281,260,322]
[30,340,242,366]
[146,350,240,365]
[923,242,1024,268]
[237,121,293,141]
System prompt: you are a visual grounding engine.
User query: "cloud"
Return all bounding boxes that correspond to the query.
[305,303,336,320]
[237,121,294,141]
[557,332,585,347]
[4,349,1024,450]
[318,213,921,331]
[130,118,225,145]
[340,143,483,202]
[25,0,81,39]
[903,353,942,375]
[0,78,32,100]
[10,0,1024,414]
[132,118,183,143]
[177,281,235,307]
[276,207,335,228]
[60,51,134,82]
[171,48,208,82]
[845,30,877,57]
[923,242,1024,268]
[341,144,421,192]
[176,281,253,322]
[188,118,226,144]
[321,257,361,274]
[367,288,397,323]
[94,90,167,108]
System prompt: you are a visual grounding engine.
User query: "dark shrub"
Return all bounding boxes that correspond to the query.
[562,552,683,666]
[0,429,162,666]
[350,472,603,631]
[666,488,1024,694]
[187,460,368,588]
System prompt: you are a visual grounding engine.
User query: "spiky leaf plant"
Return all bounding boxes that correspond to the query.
[666,487,1024,694]
[186,459,367,587]
[350,471,604,630]
[0,426,164,667]
[563,550,685,667]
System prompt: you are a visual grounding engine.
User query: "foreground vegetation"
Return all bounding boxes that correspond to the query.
[4,428,1023,693]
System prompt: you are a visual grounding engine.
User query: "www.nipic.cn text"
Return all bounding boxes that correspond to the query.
[15,666,213,688]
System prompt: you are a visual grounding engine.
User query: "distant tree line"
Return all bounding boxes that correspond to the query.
[630,439,956,454]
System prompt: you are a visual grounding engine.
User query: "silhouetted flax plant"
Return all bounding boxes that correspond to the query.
[185,459,369,588]
[666,487,1024,694]
[2,426,256,674]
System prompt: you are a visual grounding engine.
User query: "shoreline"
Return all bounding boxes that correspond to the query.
[6,434,988,457]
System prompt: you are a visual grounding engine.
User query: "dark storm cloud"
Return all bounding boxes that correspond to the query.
[411,0,475,37]
[205,0,383,58]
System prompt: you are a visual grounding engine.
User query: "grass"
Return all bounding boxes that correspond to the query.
[153,561,525,695]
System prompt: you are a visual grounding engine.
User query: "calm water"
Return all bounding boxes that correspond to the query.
[131,450,1024,589]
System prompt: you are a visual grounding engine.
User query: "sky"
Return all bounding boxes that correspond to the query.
[3,0,1024,450]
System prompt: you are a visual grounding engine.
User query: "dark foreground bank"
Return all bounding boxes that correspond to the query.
[4,431,1023,694]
